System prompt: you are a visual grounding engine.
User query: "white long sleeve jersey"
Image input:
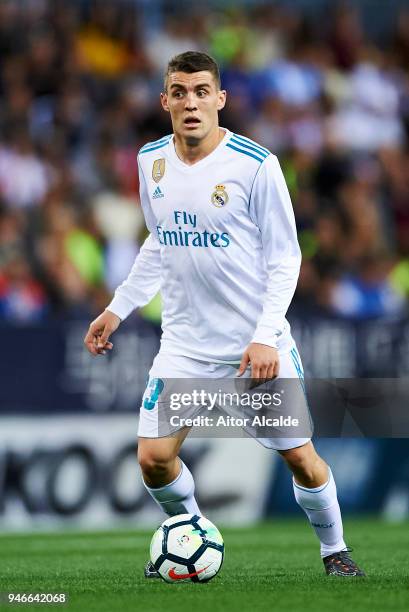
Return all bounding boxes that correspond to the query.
[107,128,301,362]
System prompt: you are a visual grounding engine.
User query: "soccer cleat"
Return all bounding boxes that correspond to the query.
[144,560,160,579]
[323,548,366,577]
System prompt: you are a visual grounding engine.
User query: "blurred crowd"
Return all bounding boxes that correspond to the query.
[1,0,409,324]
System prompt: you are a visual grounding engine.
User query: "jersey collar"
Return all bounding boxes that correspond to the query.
[167,127,231,171]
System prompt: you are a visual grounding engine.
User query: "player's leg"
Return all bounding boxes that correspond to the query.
[138,430,202,578]
[243,345,365,576]
[279,441,346,554]
[279,440,364,576]
[275,349,347,558]
[138,351,206,517]
[138,429,201,517]
[138,351,206,578]
[276,346,365,576]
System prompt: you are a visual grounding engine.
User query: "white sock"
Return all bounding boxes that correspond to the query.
[143,459,201,517]
[293,467,347,558]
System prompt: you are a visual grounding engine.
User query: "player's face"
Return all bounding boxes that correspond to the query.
[161,71,226,143]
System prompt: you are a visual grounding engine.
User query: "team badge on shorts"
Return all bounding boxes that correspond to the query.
[152,158,165,183]
[211,184,229,208]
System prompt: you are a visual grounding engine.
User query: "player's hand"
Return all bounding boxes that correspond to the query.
[84,310,121,356]
[237,343,280,386]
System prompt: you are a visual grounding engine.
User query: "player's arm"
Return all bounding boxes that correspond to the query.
[84,158,161,356]
[238,154,302,381]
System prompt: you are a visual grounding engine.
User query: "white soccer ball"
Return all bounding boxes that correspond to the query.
[150,513,224,583]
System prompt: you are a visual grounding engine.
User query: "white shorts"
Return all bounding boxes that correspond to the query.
[138,346,312,451]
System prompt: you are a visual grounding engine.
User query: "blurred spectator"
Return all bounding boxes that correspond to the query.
[327,47,405,152]
[330,255,405,319]
[0,205,48,321]
[329,4,364,70]
[146,14,204,73]
[0,254,48,322]
[76,4,133,78]
[92,189,145,290]
[0,125,53,209]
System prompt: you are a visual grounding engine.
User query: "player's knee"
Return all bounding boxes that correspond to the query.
[279,445,316,482]
[137,445,176,481]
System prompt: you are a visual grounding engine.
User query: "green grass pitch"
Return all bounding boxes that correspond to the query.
[1,519,408,612]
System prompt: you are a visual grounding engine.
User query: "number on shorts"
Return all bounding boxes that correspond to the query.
[143,378,164,410]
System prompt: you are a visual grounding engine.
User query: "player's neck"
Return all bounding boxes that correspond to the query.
[173,127,225,166]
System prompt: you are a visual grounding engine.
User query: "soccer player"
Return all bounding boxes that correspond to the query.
[84,52,365,578]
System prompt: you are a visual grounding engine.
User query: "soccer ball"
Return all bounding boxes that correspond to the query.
[150,513,224,583]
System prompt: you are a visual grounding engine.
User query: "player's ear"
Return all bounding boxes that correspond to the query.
[216,90,226,111]
[160,92,170,113]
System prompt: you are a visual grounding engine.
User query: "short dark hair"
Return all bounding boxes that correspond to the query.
[164,51,221,90]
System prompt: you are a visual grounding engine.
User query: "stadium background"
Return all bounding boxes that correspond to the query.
[1,0,409,532]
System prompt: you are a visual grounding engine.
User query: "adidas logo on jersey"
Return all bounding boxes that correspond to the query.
[152,186,164,199]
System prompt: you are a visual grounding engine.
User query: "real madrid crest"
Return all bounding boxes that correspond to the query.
[152,158,165,183]
[211,184,229,208]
